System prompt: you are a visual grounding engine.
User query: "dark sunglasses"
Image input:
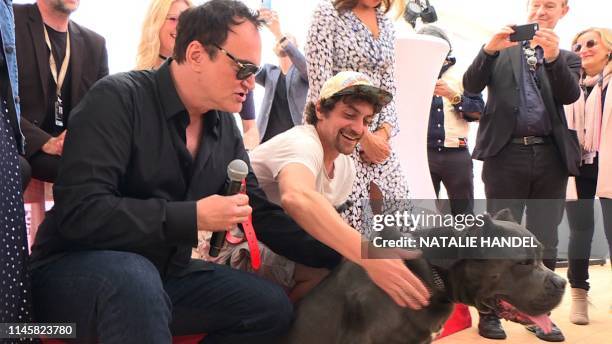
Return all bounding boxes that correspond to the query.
[573,39,597,53]
[212,44,260,80]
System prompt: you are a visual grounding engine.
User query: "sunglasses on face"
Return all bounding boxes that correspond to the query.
[573,39,597,53]
[212,44,260,80]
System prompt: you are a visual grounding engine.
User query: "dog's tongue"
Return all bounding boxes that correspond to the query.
[499,300,553,334]
[524,313,553,334]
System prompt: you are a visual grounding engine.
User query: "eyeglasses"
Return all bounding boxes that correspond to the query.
[212,44,260,80]
[573,39,597,53]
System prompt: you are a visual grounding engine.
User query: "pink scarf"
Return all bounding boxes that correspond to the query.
[565,64,612,164]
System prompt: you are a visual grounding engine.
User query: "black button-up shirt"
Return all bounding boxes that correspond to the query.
[30,59,340,277]
[513,43,552,137]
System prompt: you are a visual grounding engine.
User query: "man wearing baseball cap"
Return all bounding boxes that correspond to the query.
[249,71,430,307]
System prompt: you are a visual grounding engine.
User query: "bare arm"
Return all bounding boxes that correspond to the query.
[278,163,430,309]
[241,119,260,150]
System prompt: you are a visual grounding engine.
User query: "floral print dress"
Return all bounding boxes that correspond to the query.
[305,0,411,237]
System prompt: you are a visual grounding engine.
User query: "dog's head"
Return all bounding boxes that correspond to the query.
[371,209,566,333]
[445,210,566,333]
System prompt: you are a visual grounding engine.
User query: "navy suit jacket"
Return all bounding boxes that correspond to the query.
[463,46,582,176]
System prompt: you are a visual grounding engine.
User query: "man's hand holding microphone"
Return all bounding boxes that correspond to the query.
[196,159,250,257]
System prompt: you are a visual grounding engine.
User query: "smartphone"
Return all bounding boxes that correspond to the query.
[261,0,272,9]
[509,23,539,42]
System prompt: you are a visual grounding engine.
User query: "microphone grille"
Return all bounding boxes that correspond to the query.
[227,159,249,181]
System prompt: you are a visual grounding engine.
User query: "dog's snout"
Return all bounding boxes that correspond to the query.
[549,275,566,290]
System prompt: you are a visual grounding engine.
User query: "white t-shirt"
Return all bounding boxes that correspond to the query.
[250,125,355,207]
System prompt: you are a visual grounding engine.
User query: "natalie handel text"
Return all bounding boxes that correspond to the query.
[372,236,539,249]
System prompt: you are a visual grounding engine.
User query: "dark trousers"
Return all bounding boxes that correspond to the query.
[482,142,568,271]
[28,151,60,183]
[602,198,612,258]
[19,154,31,192]
[31,251,293,344]
[566,157,612,290]
[428,147,474,215]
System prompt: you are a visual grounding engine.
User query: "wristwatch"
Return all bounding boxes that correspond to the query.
[278,36,289,49]
[274,37,288,57]
[450,93,462,105]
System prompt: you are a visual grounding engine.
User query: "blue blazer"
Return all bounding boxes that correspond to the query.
[0,0,24,152]
[255,42,308,140]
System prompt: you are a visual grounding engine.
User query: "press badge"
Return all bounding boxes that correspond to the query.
[54,96,64,127]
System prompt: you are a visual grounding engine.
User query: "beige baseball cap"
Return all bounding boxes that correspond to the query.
[318,71,393,109]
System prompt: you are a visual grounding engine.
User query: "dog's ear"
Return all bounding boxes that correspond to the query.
[479,213,495,229]
[493,208,516,222]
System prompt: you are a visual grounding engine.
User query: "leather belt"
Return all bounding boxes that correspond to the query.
[510,136,550,145]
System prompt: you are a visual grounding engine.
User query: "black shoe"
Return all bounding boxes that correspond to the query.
[478,313,507,340]
[525,323,565,342]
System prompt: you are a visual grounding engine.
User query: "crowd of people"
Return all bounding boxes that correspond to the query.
[0,0,610,343]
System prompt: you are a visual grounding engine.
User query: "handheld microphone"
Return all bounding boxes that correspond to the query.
[209,159,249,257]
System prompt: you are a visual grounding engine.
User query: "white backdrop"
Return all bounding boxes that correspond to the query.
[394,35,449,199]
[12,0,612,199]
[12,0,611,74]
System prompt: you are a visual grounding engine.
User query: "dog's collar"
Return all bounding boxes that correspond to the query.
[430,266,446,292]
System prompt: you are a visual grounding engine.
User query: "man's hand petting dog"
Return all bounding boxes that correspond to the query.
[360,248,430,310]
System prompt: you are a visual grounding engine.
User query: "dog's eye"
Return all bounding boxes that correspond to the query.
[517,259,533,266]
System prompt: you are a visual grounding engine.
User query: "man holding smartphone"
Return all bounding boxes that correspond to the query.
[463,0,580,341]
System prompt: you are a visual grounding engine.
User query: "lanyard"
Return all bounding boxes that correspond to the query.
[43,25,70,98]
[225,179,261,270]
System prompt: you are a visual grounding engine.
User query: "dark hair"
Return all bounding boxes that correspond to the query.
[334,0,393,14]
[174,0,262,62]
[417,25,452,51]
[304,92,384,126]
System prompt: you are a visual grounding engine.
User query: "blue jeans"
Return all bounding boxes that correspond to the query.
[31,251,293,344]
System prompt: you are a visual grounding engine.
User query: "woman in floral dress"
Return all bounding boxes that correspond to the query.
[305,0,410,237]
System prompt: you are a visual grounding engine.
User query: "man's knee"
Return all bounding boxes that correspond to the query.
[33,251,171,342]
[95,252,168,304]
[33,251,169,319]
[29,151,61,183]
[252,285,293,335]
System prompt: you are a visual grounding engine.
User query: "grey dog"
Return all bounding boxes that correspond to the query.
[279,210,566,344]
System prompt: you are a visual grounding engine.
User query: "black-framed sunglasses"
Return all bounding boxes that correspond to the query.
[573,39,597,53]
[212,44,260,80]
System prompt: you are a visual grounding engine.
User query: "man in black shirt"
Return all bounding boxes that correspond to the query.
[29,1,340,343]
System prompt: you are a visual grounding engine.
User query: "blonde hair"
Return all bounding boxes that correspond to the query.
[389,0,406,20]
[572,27,612,73]
[135,0,193,70]
[572,27,612,52]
